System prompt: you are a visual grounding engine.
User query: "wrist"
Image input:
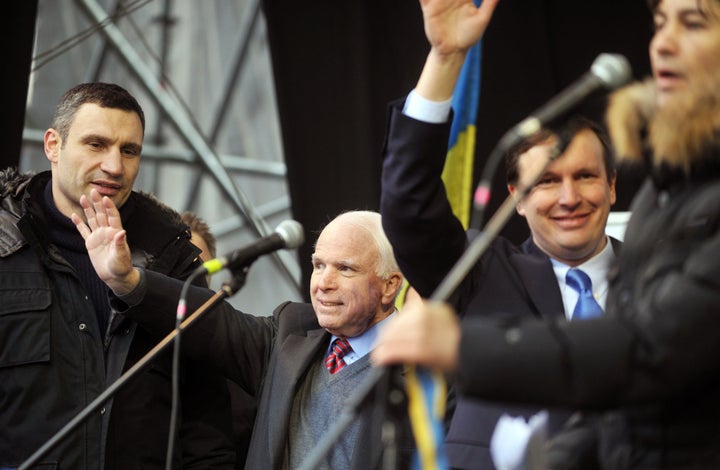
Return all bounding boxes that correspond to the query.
[110,267,141,296]
[415,49,467,102]
[114,268,146,307]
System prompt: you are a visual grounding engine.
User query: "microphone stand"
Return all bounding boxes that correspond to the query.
[298,365,406,470]
[18,270,249,470]
[301,134,568,470]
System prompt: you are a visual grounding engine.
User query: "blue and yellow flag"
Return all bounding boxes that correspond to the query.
[442,25,482,229]
[406,14,484,470]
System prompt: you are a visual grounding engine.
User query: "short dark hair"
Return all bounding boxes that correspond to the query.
[504,115,614,185]
[181,211,217,258]
[51,82,145,142]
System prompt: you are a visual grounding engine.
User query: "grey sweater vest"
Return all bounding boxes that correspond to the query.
[286,354,373,469]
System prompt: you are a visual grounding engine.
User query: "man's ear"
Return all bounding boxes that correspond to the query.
[507,184,526,216]
[383,272,403,305]
[44,129,61,163]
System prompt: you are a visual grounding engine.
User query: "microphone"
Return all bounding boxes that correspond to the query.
[198,220,305,275]
[499,53,632,149]
[469,53,632,230]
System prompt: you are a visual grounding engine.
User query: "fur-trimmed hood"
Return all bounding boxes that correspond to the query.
[0,166,33,199]
[606,77,720,175]
[0,167,194,262]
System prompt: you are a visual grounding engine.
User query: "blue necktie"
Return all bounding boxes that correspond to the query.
[566,268,604,320]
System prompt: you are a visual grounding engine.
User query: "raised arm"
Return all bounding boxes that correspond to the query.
[415,0,500,101]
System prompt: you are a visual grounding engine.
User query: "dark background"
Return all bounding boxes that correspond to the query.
[10,1,653,300]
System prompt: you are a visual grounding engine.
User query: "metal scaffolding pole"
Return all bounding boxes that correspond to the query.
[73,0,301,293]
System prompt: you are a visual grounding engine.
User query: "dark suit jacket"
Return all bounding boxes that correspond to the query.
[120,269,414,470]
[380,101,619,469]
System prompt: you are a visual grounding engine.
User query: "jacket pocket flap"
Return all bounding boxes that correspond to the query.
[0,287,52,367]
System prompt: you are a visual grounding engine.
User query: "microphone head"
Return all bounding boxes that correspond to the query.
[591,53,632,90]
[275,219,305,249]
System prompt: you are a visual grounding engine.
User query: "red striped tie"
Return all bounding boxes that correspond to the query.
[325,338,352,374]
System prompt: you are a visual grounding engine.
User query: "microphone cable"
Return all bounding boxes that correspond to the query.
[165,268,205,470]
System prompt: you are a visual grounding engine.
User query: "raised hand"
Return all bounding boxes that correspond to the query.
[415,0,500,102]
[372,296,460,372]
[420,0,500,56]
[71,188,140,295]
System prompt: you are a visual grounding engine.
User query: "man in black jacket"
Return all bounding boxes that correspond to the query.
[0,82,236,469]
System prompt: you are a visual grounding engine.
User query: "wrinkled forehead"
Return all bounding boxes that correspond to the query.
[67,103,144,140]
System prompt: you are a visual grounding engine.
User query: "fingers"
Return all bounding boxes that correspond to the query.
[77,193,94,231]
[372,312,423,366]
[71,212,90,240]
[91,190,109,229]
[475,0,500,32]
[103,195,123,229]
[372,300,460,370]
[80,189,121,231]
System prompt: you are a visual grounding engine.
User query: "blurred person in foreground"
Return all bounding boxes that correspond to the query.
[374,0,720,467]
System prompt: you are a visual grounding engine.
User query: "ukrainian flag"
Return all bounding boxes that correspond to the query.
[442,22,482,229]
[406,14,484,469]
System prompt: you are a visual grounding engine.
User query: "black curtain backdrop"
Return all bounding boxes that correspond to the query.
[262,1,428,300]
[11,2,653,300]
[6,0,38,171]
[263,0,653,300]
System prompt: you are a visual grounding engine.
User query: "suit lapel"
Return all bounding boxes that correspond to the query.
[510,238,565,319]
[267,325,328,463]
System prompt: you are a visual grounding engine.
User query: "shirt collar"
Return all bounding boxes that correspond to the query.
[328,309,398,360]
[550,235,616,280]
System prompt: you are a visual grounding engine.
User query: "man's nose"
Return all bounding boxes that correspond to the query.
[558,179,581,206]
[101,148,124,176]
[317,268,337,289]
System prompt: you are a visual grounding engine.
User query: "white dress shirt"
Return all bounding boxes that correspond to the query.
[551,237,615,320]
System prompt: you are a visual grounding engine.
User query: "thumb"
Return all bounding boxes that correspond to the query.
[115,230,127,246]
[114,230,128,250]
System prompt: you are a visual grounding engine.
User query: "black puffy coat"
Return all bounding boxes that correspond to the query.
[0,170,236,469]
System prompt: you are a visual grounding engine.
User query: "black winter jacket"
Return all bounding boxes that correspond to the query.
[0,170,236,469]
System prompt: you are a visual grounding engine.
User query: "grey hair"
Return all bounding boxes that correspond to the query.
[323,210,400,280]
